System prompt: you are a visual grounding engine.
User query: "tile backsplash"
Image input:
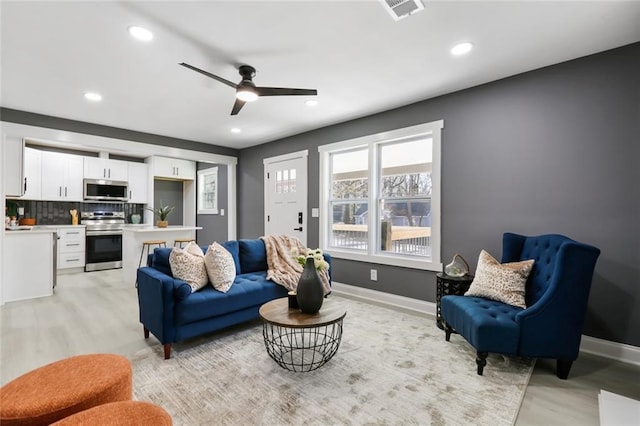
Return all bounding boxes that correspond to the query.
[7,200,145,225]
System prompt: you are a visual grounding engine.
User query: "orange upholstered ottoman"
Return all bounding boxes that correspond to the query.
[0,354,132,426]
[51,401,172,425]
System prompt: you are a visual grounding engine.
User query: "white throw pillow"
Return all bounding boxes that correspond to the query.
[169,242,208,292]
[204,242,236,293]
[464,250,535,309]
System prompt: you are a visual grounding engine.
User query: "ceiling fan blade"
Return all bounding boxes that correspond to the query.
[179,62,237,89]
[231,98,246,115]
[255,87,318,97]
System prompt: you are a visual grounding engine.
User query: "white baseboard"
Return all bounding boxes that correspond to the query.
[580,335,640,367]
[331,282,640,366]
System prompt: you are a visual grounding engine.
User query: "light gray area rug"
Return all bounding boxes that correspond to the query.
[131,297,533,425]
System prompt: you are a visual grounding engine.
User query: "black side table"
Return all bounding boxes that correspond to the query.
[436,273,474,330]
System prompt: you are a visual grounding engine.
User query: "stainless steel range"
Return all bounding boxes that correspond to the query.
[82,211,125,272]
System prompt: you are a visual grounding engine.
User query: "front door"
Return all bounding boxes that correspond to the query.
[264,150,308,246]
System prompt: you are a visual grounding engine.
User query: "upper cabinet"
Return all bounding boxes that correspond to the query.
[3,136,25,197]
[41,151,84,201]
[20,147,42,200]
[152,156,195,180]
[84,157,128,181]
[128,162,148,204]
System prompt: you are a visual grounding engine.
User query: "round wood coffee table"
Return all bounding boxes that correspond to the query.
[259,297,346,372]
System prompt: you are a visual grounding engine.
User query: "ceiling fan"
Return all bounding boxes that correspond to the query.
[179,62,318,115]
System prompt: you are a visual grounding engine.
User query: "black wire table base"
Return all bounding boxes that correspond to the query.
[262,321,344,372]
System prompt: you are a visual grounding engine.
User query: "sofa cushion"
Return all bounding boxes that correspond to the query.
[238,239,268,274]
[174,271,287,325]
[464,250,534,309]
[169,242,208,293]
[441,295,522,354]
[220,240,241,275]
[151,248,173,277]
[204,242,236,293]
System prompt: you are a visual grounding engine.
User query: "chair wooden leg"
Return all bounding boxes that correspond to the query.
[444,324,453,342]
[143,326,149,339]
[476,352,488,375]
[556,359,573,379]
[163,343,172,360]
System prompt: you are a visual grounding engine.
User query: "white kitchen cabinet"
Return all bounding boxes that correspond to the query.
[127,162,148,204]
[152,156,195,180]
[2,136,24,197]
[57,227,85,270]
[3,230,55,302]
[84,157,128,181]
[41,151,84,201]
[19,147,42,200]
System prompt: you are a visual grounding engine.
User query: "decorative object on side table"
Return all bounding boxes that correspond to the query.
[436,272,474,330]
[444,253,470,277]
[293,248,330,314]
[287,291,299,309]
[146,202,174,228]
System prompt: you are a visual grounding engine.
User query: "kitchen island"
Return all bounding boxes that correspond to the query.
[122,225,203,284]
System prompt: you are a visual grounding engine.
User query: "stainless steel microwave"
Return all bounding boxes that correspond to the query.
[83,179,129,202]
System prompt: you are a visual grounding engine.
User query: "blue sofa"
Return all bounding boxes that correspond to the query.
[136,238,332,359]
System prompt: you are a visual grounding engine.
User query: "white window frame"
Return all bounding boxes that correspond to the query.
[318,120,443,271]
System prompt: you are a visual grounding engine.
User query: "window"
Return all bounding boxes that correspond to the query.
[197,167,218,214]
[319,120,442,270]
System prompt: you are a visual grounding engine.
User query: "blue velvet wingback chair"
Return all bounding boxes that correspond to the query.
[440,233,600,379]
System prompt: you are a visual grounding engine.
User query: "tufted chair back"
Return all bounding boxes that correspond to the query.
[502,233,569,307]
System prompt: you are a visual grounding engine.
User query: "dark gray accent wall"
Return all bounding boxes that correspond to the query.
[196,163,228,245]
[238,43,640,347]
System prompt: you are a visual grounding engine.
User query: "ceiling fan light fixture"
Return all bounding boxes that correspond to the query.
[236,88,258,102]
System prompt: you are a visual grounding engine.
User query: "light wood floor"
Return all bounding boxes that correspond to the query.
[2,270,639,425]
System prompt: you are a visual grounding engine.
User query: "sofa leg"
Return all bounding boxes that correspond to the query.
[476,352,488,375]
[556,359,573,379]
[143,326,149,339]
[444,324,453,342]
[163,343,172,360]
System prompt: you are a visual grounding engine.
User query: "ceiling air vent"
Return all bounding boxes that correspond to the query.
[380,0,424,21]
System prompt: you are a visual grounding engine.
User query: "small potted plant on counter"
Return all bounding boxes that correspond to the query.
[146,202,174,228]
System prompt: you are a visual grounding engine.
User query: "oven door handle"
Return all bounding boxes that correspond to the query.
[86,230,123,236]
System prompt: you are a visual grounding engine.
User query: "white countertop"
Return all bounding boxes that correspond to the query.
[33,225,86,229]
[122,226,202,233]
[5,227,58,234]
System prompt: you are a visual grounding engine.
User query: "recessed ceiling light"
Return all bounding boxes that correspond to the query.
[305,100,319,107]
[230,128,241,134]
[84,92,102,102]
[128,26,153,41]
[451,42,473,56]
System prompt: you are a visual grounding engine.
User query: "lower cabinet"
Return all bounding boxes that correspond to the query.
[57,227,86,270]
[4,231,55,302]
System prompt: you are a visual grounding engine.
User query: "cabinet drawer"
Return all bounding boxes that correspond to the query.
[58,252,85,269]
[58,228,85,239]
[59,239,85,253]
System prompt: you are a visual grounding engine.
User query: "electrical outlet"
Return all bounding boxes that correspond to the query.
[370,269,378,281]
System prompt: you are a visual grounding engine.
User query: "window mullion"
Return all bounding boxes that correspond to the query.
[368,142,378,256]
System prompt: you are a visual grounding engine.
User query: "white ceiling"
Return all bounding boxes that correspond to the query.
[2,1,639,150]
